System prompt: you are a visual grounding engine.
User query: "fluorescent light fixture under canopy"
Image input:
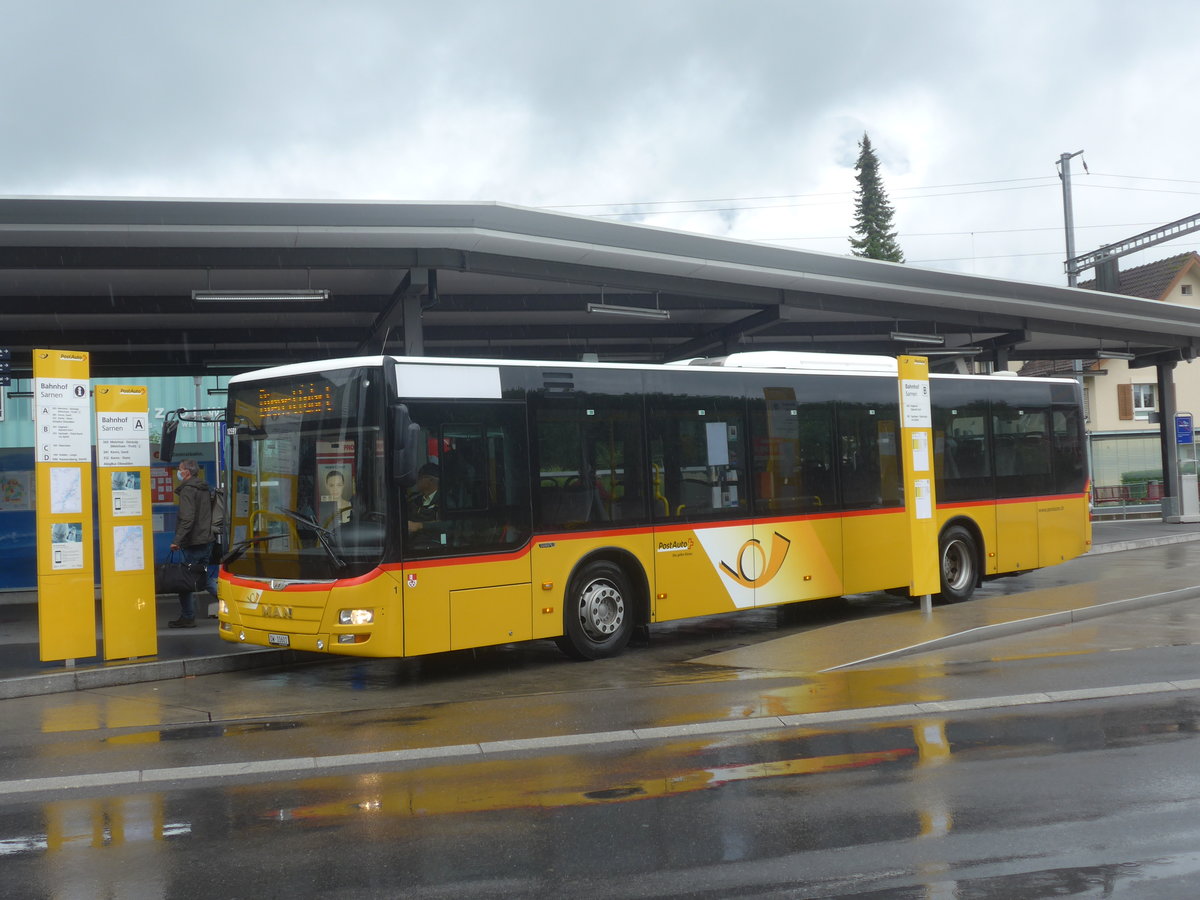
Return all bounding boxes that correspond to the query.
[910,347,983,357]
[192,289,330,303]
[890,331,945,346]
[586,302,670,320]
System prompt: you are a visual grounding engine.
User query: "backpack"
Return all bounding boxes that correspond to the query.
[209,484,226,536]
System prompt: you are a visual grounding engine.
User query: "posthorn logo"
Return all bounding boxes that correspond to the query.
[719,531,791,588]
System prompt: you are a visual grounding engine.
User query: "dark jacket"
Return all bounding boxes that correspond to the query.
[174,480,214,548]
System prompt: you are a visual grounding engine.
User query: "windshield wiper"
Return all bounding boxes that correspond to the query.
[275,506,347,570]
[221,532,289,566]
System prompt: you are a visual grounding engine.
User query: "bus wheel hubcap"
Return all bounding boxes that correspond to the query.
[580,579,624,639]
[943,541,970,590]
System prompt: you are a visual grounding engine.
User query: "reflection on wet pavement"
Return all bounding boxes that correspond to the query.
[3,697,1199,899]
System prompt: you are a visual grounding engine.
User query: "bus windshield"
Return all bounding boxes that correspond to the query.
[224,366,388,582]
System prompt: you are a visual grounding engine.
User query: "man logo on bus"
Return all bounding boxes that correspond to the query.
[719,531,791,588]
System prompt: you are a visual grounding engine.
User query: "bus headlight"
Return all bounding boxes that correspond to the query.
[339,609,374,626]
[218,599,229,615]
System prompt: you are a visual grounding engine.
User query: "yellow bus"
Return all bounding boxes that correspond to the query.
[217,351,1090,660]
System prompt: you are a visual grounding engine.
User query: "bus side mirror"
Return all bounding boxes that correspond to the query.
[226,421,261,469]
[392,404,422,488]
[159,411,181,463]
[237,436,253,468]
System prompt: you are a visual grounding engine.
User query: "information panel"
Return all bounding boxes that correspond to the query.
[34,348,96,662]
[897,356,940,598]
[96,385,157,659]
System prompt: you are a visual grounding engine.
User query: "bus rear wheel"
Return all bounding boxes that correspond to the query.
[556,560,634,660]
[936,525,978,604]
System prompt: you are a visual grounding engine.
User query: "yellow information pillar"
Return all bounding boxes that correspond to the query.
[897,355,940,600]
[95,384,157,659]
[33,348,96,662]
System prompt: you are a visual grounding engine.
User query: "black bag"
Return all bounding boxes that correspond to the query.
[156,549,208,594]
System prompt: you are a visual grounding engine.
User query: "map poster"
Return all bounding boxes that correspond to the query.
[49,466,83,514]
[112,524,145,572]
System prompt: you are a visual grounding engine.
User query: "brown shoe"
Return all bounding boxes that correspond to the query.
[168,617,196,628]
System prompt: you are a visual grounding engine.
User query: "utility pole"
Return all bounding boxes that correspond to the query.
[1058,150,1085,286]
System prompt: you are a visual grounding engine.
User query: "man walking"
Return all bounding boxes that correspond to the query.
[169,458,219,628]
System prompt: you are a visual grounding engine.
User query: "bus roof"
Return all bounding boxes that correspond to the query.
[227,352,1074,386]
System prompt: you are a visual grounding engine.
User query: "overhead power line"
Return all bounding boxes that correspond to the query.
[541,175,1058,212]
[542,171,1200,218]
[1075,183,1200,197]
[1087,173,1200,187]
[586,183,1056,219]
[753,221,1164,243]
[913,237,1200,266]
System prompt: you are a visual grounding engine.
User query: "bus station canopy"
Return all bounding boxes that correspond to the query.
[2,195,1199,378]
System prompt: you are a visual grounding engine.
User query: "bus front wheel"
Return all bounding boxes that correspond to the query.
[556,560,634,660]
[937,525,978,604]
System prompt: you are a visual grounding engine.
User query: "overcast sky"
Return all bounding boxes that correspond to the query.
[4,0,1198,286]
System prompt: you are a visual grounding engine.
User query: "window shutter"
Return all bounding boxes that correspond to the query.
[1117,383,1133,420]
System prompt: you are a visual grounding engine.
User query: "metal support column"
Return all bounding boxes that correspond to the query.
[1058,150,1084,287]
[1157,361,1181,521]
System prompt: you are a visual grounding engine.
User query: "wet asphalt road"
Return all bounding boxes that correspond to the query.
[2,689,1199,898]
[2,543,1200,898]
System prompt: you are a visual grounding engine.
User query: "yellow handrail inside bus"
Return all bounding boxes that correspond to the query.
[652,463,670,517]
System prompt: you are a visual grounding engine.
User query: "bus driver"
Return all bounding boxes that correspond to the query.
[407,463,442,541]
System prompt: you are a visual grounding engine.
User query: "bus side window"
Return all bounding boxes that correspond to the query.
[1052,406,1086,493]
[750,390,836,514]
[532,394,648,529]
[402,404,531,556]
[932,402,990,502]
[992,401,1052,496]
[837,402,900,509]
[648,396,747,520]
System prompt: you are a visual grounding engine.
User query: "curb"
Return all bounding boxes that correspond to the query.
[0,648,323,701]
[1086,532,1200,556]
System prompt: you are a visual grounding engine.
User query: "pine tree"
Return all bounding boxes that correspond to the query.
[849,133,905,262]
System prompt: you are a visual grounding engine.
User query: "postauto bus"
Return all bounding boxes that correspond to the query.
[216,351,1090,660]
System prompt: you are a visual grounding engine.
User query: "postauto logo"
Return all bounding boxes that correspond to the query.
[656,537,695,553]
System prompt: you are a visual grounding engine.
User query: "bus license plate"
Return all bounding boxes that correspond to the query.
[267,633,290,647]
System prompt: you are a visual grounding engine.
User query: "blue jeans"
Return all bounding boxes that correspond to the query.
[178,543,219,619]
